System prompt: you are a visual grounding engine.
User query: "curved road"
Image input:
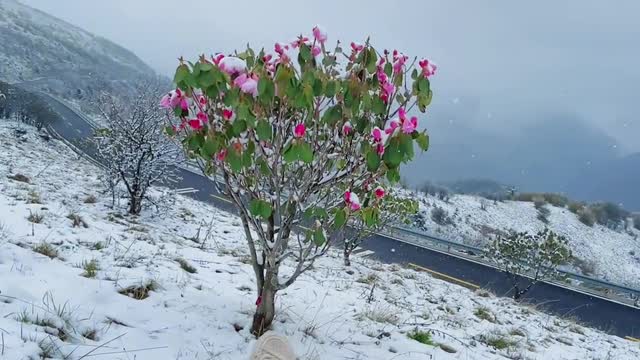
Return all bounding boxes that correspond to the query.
[38,91,640,340]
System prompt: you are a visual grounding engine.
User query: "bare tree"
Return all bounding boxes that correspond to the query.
[94,83,181,215]
[488,229,572,300]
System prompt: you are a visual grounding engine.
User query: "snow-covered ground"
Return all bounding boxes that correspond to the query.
[403,189,640,289]
[1,120,639,360]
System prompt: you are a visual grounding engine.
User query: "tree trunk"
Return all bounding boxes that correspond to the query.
[343,246,352,267]
[513,285,521,300]
[129,194,142,215]
[251,269,278,336]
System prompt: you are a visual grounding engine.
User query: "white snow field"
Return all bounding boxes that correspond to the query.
[1,121,639,359]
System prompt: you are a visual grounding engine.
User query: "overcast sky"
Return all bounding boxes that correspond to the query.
[21,0,640,152]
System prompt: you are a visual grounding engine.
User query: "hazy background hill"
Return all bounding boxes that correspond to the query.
[402,97,640,210]
[0,0,159,103]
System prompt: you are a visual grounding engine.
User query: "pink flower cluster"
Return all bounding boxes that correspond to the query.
[376,58,394,104]
[160,89,188,111]
[385,108,417,136]
[344,185,385,212]
[418,59,437,78]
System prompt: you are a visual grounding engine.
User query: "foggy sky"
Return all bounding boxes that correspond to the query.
[20,0,640,153]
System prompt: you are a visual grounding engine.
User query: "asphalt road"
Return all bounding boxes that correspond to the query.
[37,92,640,339]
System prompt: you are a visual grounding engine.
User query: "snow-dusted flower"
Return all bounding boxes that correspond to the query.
[196,111,208,124]
[222,109,234,121]
[234,73,259,97]
[385,118,400,135]
[188,119,203,130]
[212,53,225,65]
[312,25,327,44]
[294,123,306,138]
[374,186,385,199]
[342,121,352,136]
[216,148,228,161]
[376,143,385,156]
[402,116,418,134]
[350,42,364,53]
[219,56,246,75]
[419,59,437,77]
[344,190,361,211]
[371,126,385,142]
[160,89,188,110]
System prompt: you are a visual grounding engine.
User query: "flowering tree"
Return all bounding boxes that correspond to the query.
[95,83,181,214]
[163,26,435,336]
[342,190,418,266]
[488,229,572,300]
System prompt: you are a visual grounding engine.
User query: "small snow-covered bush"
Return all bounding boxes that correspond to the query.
[589,202,628,229]
[633,214,640,231]
[431,206,450,225]
[577,207,596,227]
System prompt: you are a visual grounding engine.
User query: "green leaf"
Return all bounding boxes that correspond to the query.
[299,142,314,163]
[416,132,429,151]
[300,44,312,62]
[202,137,219,157]
[366,150,381,171]
[372,97,386,115]
[256,120,272,141]
[258,77,275,102]
[283,143,299,163]
[227,147,243,172]
[334,208,347,228]
[249,199,273,219]
[312,228,326,246]
[384,62,392,77]
[411,68,418,80]
[224,87,240,107]
[386,167,400,183]
[174,64,190,84]
[325,80,338,97]
[383,139,403,168]
[321,105,342,125]
[232,119,247,135]
[197,71,216,88]
[164,126,176,136]
[399,133,414,160]
[366,48,378,73]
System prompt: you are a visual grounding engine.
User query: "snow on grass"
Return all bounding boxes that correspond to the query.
[404,189,640,289]
[0,120,639,359]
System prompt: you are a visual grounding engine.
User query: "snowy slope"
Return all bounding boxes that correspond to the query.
[405,190,640,288]
[0,0,158,101]
[0,121,639,360]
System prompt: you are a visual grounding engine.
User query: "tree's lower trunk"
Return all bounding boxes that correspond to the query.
[251,270,278,336]
[129,195,142,215]
[343,246,352,267]
[513,285,522,300]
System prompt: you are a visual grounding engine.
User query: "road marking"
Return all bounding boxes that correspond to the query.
[625,336,640,342]
[408,263,480,291]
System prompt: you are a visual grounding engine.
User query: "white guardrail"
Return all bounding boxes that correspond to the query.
[385,225,640,308]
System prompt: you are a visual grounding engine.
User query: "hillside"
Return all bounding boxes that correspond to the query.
[0,0,158,102]
[406,190,640,288]
[2,122,640,359]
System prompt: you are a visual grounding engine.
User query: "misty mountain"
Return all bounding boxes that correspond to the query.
[403,99,640,210]
[0,0,159,102]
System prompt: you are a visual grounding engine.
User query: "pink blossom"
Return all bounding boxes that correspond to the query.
[380,81,394,103]
[342,121,352,136]
[291,36,309,48]
[392,53,408,75]
[233,142,243,153]
[294,123,306,138]
[402,116,418,134]
[312,25,327,44]
[262,54,273,63]
[344,190,361,211]
[216,148,228,161]
[222,109,234,121]
[376,143,385,156]
[160,89,188,111]
[188,119,203,130]
[275,42,292,63]
[398,107,407,121]
[350,42,364,53]
[311,46,321,57]
[371,127,383,142]
[419,59,437,77]
[234,73,259,97]
[219,56,246,75]
[196,111,208,124]
[385,118,400,135]
[212,53,225,65]
[374,186,385,199]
